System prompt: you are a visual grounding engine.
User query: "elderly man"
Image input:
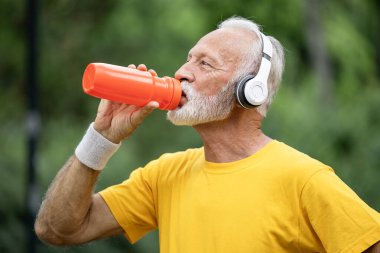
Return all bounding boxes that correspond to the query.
[35,17,380,252]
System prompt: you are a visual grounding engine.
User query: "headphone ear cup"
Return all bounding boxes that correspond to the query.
[235,32,272,110]
[235,75,256,109]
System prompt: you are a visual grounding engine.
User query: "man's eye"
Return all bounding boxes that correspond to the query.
[201,60,211,67]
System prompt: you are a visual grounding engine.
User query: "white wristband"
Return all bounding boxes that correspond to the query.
[75,123,121,171]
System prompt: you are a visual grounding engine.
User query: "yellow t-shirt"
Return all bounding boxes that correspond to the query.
[99,140,380,253]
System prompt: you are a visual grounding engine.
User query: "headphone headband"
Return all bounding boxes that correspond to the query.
[254,32,273,84]
[261,32,273,61]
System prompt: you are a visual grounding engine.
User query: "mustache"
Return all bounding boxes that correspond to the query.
[180,81,195,99]
[180,80,236,99]
[181,81,190,90]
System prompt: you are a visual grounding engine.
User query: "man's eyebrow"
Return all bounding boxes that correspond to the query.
[187,51,222,66]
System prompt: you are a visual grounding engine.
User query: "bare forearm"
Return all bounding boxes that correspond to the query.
[35,85,157,245]
[35,155,100,244]
[365,242,380,253]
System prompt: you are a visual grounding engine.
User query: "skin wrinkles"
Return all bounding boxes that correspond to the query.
[178,28,253,97]
[167,27,272,161]
[174,28,271,162]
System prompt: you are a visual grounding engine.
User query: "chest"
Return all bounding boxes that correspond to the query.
[157,167,301,252]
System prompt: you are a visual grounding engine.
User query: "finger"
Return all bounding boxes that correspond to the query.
[128,64,137,69]
[99,98,109,107]
[137,64,147,71]
[148,69,158,77]
[146,101,159,109]
[129,102,158,127]
[97,99,112,113]
[94,99,115,130]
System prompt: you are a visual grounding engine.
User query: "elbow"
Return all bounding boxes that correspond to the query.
[34,219,72,246]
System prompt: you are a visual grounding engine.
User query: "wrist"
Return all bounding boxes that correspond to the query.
[93,122,123,144]
[75,123,121,171]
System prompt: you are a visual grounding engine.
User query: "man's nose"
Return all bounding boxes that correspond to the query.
[174,63,195,82]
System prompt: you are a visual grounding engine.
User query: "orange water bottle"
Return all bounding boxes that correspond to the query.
[82,63,182,110]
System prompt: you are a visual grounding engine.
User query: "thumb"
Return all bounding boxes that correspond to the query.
[129,101,159,128]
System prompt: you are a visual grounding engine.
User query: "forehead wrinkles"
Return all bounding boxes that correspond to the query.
[196,28,255,66]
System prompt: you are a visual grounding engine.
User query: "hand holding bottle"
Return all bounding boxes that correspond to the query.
[91,64,161,143]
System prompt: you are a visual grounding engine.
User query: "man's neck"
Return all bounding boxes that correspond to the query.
[193,108,272,163]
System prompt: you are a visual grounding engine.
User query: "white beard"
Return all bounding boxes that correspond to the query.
[167,81,235,126]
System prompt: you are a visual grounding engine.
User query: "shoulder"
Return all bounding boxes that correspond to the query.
[268,140,333,173]
[262,141,334,190]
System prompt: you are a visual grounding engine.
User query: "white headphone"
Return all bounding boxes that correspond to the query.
[235,32,273,108]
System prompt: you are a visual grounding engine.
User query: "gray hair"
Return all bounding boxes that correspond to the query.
[218,17,285,117]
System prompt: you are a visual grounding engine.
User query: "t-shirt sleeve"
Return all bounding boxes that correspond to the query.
[99,161,158,244]
[301,169,380,253]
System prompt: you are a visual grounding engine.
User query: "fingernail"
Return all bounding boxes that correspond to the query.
[149,101,159,108]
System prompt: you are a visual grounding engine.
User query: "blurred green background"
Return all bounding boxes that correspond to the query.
[1,0,379,252]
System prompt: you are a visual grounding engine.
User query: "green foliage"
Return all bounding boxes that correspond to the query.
[0,0,379,252]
